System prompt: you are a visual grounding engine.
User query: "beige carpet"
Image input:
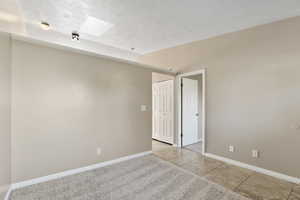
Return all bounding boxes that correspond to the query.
[10,155,250,200]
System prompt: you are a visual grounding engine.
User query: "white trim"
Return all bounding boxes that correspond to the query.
[204,153,300,184]
[178,70,206,78]
[11,151,152,190]
[176,69,206,154]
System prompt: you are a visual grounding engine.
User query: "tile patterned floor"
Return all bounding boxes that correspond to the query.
[184,142,202,154]
[152,140,172,152]
[152,141,299,200]
[288,185,300,200]
[235,173,294,200]
[205,164,254,190]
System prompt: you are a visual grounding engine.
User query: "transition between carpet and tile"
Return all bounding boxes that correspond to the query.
[9,155,250,200]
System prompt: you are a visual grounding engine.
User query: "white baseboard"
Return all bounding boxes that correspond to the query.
[11,151,152,190]
[4,186,12,200]
[204,153,300,184]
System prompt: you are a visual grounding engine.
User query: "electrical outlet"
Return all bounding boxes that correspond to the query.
[252,150,259,158]
[291,124,300,130]
[141,105,147,112]
[229,145,235,152]
[96,147,102,156]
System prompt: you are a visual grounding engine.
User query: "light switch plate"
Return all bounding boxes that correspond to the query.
[290,124,300,130]
[252,150,259,158]
[229,145,235,152]
[97,147,101,156]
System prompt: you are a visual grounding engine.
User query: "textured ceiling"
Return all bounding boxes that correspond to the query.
[1,0,300,61]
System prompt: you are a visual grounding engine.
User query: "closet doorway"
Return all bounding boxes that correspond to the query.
[152,73,174,147]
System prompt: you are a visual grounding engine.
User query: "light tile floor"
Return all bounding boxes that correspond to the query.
[290,185,300,200]
[152,140,299,200]
[184,142,202,154]
[152,140,172,152]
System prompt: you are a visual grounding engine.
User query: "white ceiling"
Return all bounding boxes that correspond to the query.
[1,0,300,61]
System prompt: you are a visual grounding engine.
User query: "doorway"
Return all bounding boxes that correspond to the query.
[177,70,205,154]
[152,72,174,151]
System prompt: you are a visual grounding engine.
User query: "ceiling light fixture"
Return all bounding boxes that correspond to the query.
[40,21,50,30]
[131,48,135,51]
[72,32,80,41]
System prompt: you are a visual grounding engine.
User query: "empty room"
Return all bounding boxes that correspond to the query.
[0,1,300,200]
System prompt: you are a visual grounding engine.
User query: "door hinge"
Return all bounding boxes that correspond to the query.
[180,83,183,87]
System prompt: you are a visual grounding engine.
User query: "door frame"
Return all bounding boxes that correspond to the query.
[176,69,206,154]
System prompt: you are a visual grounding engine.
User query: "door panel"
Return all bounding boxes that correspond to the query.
[152,80,174,144]
[182,78,198,146]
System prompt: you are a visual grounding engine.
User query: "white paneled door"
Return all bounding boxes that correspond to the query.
[152,80,174,144]
[182,78,198,146]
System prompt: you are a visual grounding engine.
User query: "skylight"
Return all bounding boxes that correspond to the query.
[80,16,114,37]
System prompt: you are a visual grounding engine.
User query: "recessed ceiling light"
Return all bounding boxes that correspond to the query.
[40,21,50,30]
[72,32,80,41]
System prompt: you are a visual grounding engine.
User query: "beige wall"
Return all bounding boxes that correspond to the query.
[11,40,152,182]
[138,16,300,178]
[0,33,11,194]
